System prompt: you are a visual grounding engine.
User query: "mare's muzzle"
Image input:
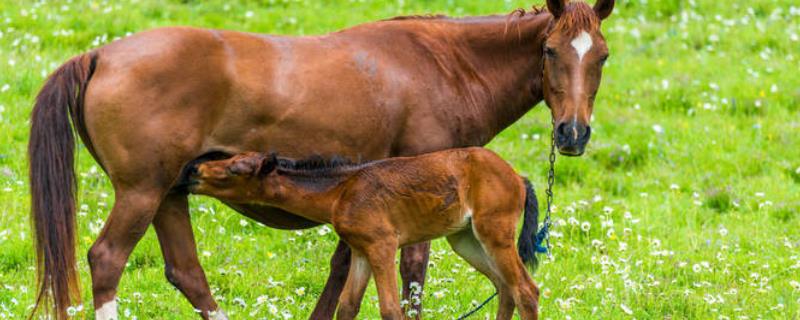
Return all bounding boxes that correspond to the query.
[555,121,591,156]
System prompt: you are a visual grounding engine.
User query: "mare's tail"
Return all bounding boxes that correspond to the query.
[28,52,98,319]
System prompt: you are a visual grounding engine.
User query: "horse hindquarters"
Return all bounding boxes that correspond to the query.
[470,209,539,320]
[78,31,233,318]
[446,229,516,320]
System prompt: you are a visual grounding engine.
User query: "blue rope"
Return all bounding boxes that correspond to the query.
[455,291,498,320]
[534,222,550,254]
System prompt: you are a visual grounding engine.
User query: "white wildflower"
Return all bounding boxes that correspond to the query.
[317,225,332,236]
[620,303,633,315]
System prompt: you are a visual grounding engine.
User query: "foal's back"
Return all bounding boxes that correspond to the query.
[332,147,524,246]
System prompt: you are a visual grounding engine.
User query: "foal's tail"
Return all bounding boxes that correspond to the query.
[517,177,540,271]
[28,52,98,319]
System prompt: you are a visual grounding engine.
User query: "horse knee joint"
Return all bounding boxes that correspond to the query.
[87,242,111,270]
[337,302,360,319]
[164,263,181,287]
[379,307,403,320]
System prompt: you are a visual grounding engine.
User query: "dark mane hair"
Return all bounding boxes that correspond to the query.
[385,14,448,21]
[271,153,371,178]
[387,5,549,23]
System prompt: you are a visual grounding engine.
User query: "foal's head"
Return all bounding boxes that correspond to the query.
[189,152,278,203]
[542,0,614,156]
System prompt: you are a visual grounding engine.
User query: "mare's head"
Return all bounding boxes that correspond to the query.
[541,0,614,156]
[188,152,278,203]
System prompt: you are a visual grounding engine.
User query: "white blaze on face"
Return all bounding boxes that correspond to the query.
[96,299,118,320]
[570,31,593,63]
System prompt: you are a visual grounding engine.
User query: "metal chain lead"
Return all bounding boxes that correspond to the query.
[544,116,556,257]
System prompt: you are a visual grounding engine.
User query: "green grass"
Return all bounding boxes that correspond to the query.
[1,0,799,318]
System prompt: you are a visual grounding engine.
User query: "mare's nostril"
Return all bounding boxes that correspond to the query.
[556,122,568,138]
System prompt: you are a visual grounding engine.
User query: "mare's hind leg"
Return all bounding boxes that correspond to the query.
[472,215,539,320]
[153,193,222,319]
[336,250,372,320]
[88,186,165,320]
[447,228,515,320]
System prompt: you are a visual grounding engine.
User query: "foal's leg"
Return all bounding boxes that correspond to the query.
[336,250,372,320]
[473,218,539,320]
[88,186,164,320]
[364,241,403,320]
[447,229,515,320]
[153,193,222,319]
[311,240,352,319]
[399,242,430,319]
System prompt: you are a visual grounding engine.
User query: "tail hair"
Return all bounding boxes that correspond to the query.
[28,52,97,319]
[516,177,540,271]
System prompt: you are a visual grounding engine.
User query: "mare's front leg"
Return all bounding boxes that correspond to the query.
[153,193,222,319]
[399,242,431,319]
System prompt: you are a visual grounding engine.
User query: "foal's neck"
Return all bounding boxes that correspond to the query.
[419,12,552,145]
[266,166,362,224]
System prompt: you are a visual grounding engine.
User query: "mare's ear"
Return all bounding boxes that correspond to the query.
[547,0,565,18]
[259,153,278,176]
[594,0,615,20]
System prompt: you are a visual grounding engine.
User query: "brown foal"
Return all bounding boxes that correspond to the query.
[189,147,542,320]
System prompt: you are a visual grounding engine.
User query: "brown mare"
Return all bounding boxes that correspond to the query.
[189,148,542,319]
[27,0,614,318]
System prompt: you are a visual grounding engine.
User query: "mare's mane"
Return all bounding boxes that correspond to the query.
[384,6,547,22]
[383,3,598,36]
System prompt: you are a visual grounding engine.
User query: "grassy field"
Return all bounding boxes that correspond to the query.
[1,0,799,319]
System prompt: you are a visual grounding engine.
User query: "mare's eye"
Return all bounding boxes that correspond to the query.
[599,54,609,66]
[544,47,557,58]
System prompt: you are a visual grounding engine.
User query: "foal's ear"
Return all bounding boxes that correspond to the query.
[594,0,615,20]
[259,153,278,176]
[228,156,261,176]
[547,0,565,18]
